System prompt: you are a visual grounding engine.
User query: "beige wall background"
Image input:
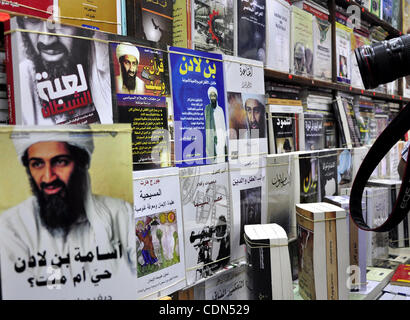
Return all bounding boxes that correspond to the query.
[0,124,134,213]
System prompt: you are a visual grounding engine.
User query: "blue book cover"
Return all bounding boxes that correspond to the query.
[381,0,393,25]
[169,46,228,167]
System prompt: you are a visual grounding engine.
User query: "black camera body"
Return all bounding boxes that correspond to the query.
[355,34,410,89]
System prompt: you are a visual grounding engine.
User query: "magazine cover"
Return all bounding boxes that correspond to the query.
[133,167,186,299]
[179,163,231,286]
[5,16,113,125]
[224,55,267,160]
[318,150,338,202]
[0,124,137,299]
[169,46,228,167]
[237,0,266,62]
[299,152,319,203]
[193,0,235,55]
[266,153,294,236]
[0,1,52,19]
[110,40,171,170]
[229,157,266,261]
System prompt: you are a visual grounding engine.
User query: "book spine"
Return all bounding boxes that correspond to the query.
[325,210,338,300]
[4,19,15,125]
[267,98,303,106]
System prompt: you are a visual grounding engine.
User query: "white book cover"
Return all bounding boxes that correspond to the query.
[133,167,186,299]
[179,163,231,286]
[266,153,295,238]
[335,22,352,84]
[223,55,267,160]
[273,223,293,299]
[229,156,267,262]
[265,0,291,73]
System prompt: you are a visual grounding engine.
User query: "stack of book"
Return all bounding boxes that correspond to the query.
[245,223,293,300]
[296,202,349,300]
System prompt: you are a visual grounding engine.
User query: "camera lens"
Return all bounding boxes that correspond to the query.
[354,34,410,89]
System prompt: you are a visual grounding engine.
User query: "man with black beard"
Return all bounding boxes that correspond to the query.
[115,43,146,95]
[15,16,112,125]
[243,94,266,139]
[0,127,137,299]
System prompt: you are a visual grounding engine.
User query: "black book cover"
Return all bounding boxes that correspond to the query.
[304,112,325,151]
[318,150,338,202]
[299,152,319,203]
[272,113,296,153]
[237,0,266,61]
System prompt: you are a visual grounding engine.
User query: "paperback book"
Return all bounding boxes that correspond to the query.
[0,124,137,299]
[5,16,113,125]
[335,22,352,84]
[109,39,171,170]
[133,167,186,299]
[169,46,228,167]
[179,163,231,286]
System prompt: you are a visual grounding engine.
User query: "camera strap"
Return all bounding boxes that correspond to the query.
[349,102,410,232]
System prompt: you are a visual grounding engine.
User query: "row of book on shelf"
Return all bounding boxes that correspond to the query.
[2,0,410,96]
[0,14,406,169]
[0,119,408,299]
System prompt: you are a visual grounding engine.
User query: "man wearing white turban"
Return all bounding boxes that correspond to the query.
[204,86,227,163]
[0,126,137,299]
[115,43,146,95]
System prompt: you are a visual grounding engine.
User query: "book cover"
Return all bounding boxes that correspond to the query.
[266,153,294,237]
[351,32,371,89]
[335,22,352,84]
[295,1,331,81]
[299,152,319,203]
[323,115,338,149]
[0,124,137,299]
[303,112,324,151]
[224,55,267,160]
[290,6,314,77]
[5,16,113,125]
[340,94,361,147]
[265,0,291,73]
[381,0,393,24]
[179,163,231,286]
[271,112,297,154]
[371,0,381,17]
[173,0,193,48]
[390,264,410,287]
[237,0,266,62]
[133,167,186,299]
[169,46,228,167]
[193,0,235,55]
[391,0,401,31]
[318,150,338,202]
[332,96,351,148]
[0,1,52,19]
[56,0,122,34]
[110,40,171,170]
[229,157,266,261]
[337,148,353,191]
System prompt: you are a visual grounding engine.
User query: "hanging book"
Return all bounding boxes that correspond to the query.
[173,0,193,48]
[179,163,231,286]
[335,22,352,84]
[133,167,186,299]
[5,16,113,125]
[318,150,338,202]
[224,55,267,160]
[169,46,228,167]
[0,124,137,299]
[229,157,267,261]
[109,38,171,170]
[299,151,319,203]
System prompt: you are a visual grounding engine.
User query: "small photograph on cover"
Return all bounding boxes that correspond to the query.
[239,187,262,245]
[228,92,266,140]
[135,211,180,277]
[110,42,170,97]
[10,16,113,125]
[0,124,137,299]
[193,0,234,55]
